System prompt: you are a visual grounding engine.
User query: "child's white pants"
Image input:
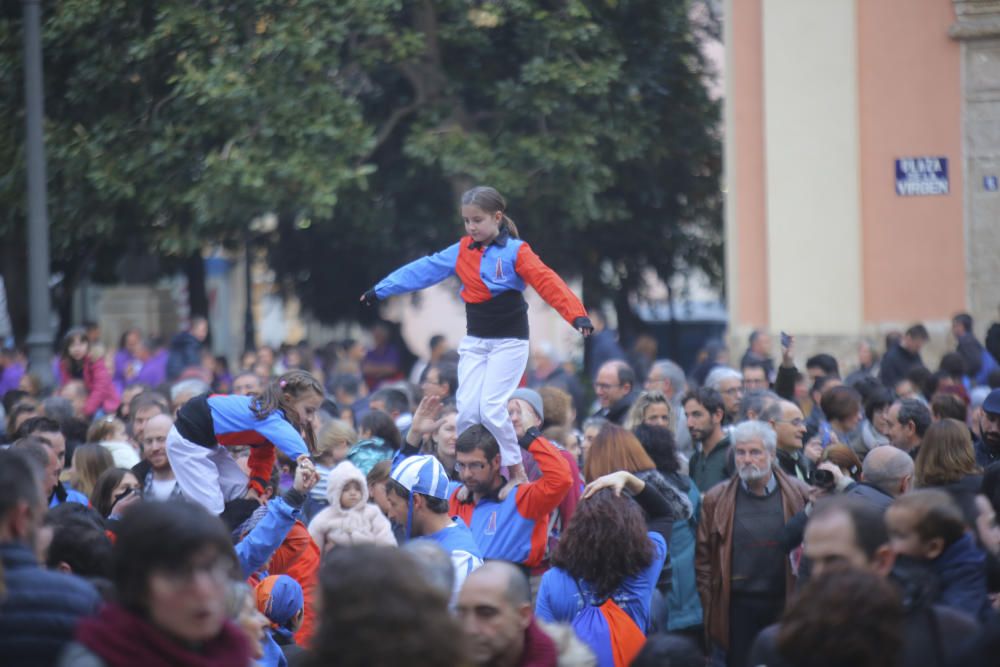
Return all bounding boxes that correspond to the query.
[456,336,530,466]
[166,425,249,515]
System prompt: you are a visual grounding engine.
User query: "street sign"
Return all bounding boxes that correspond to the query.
[895,157,949,196]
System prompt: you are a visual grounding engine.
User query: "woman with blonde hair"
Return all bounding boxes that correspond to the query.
[623,391,673,432]
[915,418,982,526]
[70,443,115,498]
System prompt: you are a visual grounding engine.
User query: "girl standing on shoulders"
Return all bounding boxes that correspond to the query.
[362,186,592,493]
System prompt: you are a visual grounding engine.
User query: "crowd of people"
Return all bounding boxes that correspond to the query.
[1,308,999,666]
[5,211,1000,667]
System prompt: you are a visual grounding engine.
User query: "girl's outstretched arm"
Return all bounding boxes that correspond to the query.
[366,243,461,301]
[514,243,591,333]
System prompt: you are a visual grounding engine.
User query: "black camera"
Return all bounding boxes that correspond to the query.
[811,468,835,490]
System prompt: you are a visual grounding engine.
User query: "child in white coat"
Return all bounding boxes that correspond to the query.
[307,460,397,552]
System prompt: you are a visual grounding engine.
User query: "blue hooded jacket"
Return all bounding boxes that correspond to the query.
[931,532,990,621]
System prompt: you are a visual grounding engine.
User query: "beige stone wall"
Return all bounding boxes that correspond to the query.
[952,0,1000,333]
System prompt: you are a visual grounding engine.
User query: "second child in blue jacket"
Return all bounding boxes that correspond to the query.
[166,370,323,515]
[886,489,992,621]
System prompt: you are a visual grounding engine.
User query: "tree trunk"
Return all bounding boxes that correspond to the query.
[184,252,208,319]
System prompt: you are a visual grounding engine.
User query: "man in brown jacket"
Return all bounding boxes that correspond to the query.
[695,420,810,667]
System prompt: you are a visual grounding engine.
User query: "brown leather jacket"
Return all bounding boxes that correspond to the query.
[694,467,810,650]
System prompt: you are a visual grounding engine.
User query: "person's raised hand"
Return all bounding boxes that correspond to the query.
[781,333,796,367]
[804,438,823,464]
[294,456,318,494]
[582,470,642,499]
[359,290,378,307]
[412,395,443,436]
[245,488,265,505]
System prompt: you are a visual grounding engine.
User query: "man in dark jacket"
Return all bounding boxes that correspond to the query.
[591,360,636,424]
[953,313,985,379]
[695,421,810,667]
[976,389,1000,467]
[166,316,208,381]
[750,496,978,667]
[762,399,812,483]
[845,445,913,512]
[0,449,100,666]
[684,388,733,492]
[880,324,929,389]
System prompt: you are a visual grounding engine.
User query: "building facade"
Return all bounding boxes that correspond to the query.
[724,0,1000,361]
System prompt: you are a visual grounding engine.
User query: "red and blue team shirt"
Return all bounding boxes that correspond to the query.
[373,231,586,339]
[174,393,310,495]
[448,433,572,568]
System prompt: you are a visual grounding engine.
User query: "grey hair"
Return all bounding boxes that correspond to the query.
[759,399,785,424]
[862,447,914,492]
[41,396,75,422]
[402,541,455,600]
[731,420,777,455]
[705,366,742,391]
[170,378,211,404]
[582,416,609,432]
[650,359,687,394]
[740,390,780,422]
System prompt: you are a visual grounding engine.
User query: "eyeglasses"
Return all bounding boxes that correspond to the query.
[594,382,621,391]
[720,387,743,395]
[454,461,488,473]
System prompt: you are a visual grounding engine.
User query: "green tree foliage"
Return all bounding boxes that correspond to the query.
[0,0,721,337]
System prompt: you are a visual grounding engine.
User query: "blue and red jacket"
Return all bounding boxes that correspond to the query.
[373,230,587,339]
[449,428,572,567]
[174,394,309,496]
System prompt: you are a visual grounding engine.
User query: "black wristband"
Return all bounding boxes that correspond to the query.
[283,488,307,508]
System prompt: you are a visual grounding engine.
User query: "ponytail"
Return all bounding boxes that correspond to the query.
[251,369,324,452]
[501,215,520,239]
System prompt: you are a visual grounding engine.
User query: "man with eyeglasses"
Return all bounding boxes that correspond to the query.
[449,424,572,572]
[591,360,636,425]
[761,400,812,483]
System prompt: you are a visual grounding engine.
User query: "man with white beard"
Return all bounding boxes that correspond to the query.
[695,420,810,667]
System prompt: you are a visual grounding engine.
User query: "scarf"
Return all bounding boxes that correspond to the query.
[76,603,251,667]
[518,618,559,667]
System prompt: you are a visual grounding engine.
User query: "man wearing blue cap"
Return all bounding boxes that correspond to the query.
[975,389,1000,467]
[387,455,484,603]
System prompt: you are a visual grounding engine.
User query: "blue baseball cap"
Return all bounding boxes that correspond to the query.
[983,388,1000,416]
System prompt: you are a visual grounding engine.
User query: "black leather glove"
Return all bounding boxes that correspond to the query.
[573,316,594,337]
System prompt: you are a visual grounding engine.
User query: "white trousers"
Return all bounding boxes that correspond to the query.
[456,336,530,466]
[165,425,248,515]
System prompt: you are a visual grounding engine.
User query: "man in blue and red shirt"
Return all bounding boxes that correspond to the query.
[450,424,572,570]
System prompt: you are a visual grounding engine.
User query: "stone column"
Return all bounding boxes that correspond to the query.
[951,1,1000,333]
